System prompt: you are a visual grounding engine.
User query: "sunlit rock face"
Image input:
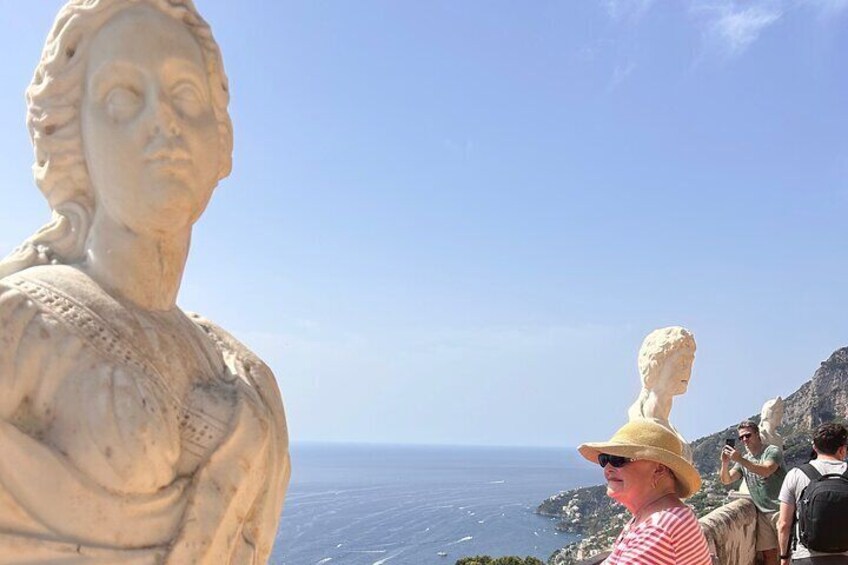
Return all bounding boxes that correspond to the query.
[781,347,848,432]
[0,1,289,563]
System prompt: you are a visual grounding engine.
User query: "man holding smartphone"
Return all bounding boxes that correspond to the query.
[720,420,787,565]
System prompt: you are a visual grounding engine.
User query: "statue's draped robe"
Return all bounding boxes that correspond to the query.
[0,265,290,564]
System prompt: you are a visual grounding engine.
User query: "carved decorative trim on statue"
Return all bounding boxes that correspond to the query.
[628,326,697,462]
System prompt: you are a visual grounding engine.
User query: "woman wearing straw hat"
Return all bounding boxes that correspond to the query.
[578,419,711,564]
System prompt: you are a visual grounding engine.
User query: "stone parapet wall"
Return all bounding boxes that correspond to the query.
[699,498,758,565]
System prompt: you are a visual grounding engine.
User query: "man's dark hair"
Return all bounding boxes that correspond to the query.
[813,423,848,456]
[737,420,759,434]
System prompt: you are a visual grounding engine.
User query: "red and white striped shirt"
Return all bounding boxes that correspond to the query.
[604,505,711,565]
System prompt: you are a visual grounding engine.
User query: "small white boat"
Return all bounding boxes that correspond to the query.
[437,551,448,557]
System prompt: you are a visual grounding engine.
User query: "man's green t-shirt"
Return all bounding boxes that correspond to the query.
[732,444,787,512]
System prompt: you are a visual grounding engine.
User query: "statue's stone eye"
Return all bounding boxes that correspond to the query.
[172,82,205,118]
[105,86,142,122]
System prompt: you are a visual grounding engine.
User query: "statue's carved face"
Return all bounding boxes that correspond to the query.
[762,399,784,423]
[654,349,695,396]
[81,5,221,235]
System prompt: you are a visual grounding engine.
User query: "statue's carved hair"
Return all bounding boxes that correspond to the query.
[0,0,232,278]
[760,396,783,423]
[637,326,696,388]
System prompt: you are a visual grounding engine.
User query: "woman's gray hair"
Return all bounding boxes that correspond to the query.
[0,0,232,278]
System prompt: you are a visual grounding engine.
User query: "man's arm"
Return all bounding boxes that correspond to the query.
[777,468,800,565]
[730,445,780,478]
[735,455,779,478]
[777,501,794,564]
[719,446,742,485]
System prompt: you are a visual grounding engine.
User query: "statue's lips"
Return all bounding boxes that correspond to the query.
[145,149,191,169]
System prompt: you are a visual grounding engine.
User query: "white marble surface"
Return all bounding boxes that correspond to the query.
[760,396,785,449]
[0,1,289,563]
[627,326,697,461]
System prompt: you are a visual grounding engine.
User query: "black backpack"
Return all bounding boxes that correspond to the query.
[797,463,848,553]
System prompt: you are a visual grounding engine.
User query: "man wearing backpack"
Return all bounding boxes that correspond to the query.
[777,422,848,564]
[721,420,787,565]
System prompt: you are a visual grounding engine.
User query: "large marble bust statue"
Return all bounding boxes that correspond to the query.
[0,1,289,563]
[627,326,696,461]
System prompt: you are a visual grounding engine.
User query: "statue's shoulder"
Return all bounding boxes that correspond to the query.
[1,264,103,302]
[187,313,285,418]
[0,266,103,397]
[186,316,290,561]
[0,265,125,326]
[0,265,84,318]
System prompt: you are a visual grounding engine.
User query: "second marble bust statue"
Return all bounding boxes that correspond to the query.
[0,1,290,563]
[627,326,696,462]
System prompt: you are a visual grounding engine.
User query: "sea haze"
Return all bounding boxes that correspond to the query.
[271,443,600,565]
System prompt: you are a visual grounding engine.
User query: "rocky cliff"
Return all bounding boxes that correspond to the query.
[691,347,848,472]
[542,347,848,565]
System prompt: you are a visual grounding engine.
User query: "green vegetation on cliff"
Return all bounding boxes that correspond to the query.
[456,556,545,565]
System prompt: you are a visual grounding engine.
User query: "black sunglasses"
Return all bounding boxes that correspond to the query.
[738,432,754,440]
[597,453,632,468]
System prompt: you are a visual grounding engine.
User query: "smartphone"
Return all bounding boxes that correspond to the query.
[725,438,736,448]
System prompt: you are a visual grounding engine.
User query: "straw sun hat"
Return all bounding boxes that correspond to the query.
[577,419,701,499]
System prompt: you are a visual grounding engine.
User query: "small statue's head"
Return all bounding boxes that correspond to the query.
[760,396,784,425]
[6,0,232,269]
[637,326,696,396]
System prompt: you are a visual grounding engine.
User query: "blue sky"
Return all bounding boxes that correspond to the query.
[0,0,846,448]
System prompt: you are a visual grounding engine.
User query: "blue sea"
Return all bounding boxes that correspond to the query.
[270,443,600,565]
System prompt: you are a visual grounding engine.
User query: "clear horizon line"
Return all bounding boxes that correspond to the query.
[290,439,578,450]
